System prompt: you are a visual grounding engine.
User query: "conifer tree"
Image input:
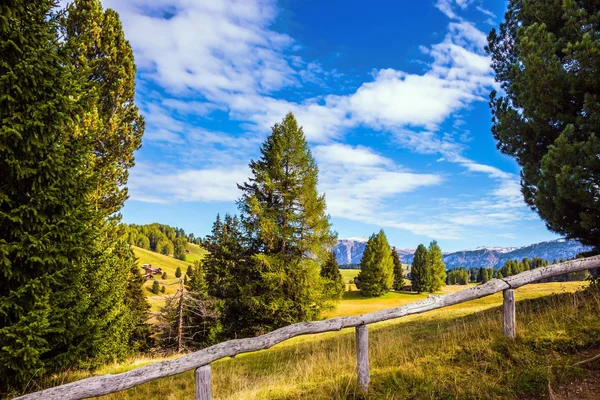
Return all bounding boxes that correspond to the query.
[176,267,182,278]
[487,0,600,250]
[162,272,167,280]
[428,240,446,292]
[203,214,253,337]
[321,251,345,300]
[356,231,394,297]
[237,113,337,333]
[392,247,405,291]
[186,265,193,277]
[152,280,160,295]
[0,0,95,390]
[61,0,150,359]
[411,245,431,293]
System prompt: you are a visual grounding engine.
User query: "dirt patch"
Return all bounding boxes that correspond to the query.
[551,366,600,400]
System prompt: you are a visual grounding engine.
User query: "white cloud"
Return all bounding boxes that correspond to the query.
[313,144,451,237]
[90,0,537,241]
[476,5,496,19]
[129,163,249,203]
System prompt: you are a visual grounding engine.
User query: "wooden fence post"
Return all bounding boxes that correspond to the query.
[356,324,370,393]
[195,365,212,400]
[503,289,516,339]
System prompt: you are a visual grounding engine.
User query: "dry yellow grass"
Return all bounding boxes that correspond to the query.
[77,281,596,400]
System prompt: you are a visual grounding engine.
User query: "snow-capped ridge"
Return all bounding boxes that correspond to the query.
[333,238,593,269]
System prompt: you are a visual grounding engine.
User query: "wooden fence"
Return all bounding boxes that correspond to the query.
[15,255,600,400]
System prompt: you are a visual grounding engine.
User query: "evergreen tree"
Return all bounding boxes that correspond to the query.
[175,266,182,278]
[161,285,166,294]
[428,240,446,292]
[321,251,345,300]
[236,113,337,333]
[411,245,431,293]
[186,265,193,277]
[355,231,394,297]
[61,0,150,358]
[152,280,160,295]
[487,0,600,250]
[392,247,405,291]
[203,214,254,337]
[174,237,187,260]
[0,1,94,390]
[162,272,167,280]
[60,0,144,216]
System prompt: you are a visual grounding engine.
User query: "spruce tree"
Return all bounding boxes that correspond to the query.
[175,266,182,278]
[392,247,405,291]
[428,240,446,292]
[356,230,394,297]
[237,113,337,332]
[186,265,193,277]
[487,0,600,250]
[203,214,254,337]
[411,245,431,293]
[152,280,160,295]
[321,251,345,300]
[0,0,94,390]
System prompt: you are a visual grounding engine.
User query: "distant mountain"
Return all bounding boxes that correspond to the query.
[334,238,593,269]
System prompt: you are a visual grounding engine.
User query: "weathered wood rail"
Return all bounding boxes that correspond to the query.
[15,255,600,400]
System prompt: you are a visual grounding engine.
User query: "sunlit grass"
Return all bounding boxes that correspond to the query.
[74,281,597,400]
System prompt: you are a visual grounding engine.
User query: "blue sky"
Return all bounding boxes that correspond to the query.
[92,0,562,252]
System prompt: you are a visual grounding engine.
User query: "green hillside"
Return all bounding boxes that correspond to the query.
[184,242,208,263]
[133,246,192,312]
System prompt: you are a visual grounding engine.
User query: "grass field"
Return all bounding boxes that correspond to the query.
[133,246,192,312]
[60,280,596,400]
[184,242,208,263]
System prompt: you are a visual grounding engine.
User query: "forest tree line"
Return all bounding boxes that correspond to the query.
[126,223,200,260]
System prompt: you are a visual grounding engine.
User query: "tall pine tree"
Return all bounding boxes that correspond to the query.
[411,244,431,293]
[60,0,150,362]
[355,230,394,297]
[237,113,337,333]
[428,240,446,292]
[487,0,600,250]
[392,247,405,291]
[321,251,345,300]
[0,0,94,391]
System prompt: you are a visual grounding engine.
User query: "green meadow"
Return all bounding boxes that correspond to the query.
[49,280,595,400]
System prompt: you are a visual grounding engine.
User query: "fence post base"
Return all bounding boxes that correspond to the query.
[195,365,212,400]
[356,324,370,393]
[503,289,516,339]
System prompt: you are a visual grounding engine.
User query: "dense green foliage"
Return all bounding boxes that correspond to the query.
[321,251,345,300]
[127,223,193,259]
[392,248,405,290]
[410,245,431,293]
[236,113,337,332]
[409,241,447,292]
[446,268,469,285]
[428,240,446,291]
[0,0,148,393]
[175,266,182,278]
[487,0,600,250]
[356,231,394,297]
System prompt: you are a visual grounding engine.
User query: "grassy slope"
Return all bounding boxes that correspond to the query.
[133,246,192,312]
[184,243,208,263]
[86,281,599,400]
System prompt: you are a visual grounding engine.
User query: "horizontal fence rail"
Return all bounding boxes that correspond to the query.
[15,255,600,400]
